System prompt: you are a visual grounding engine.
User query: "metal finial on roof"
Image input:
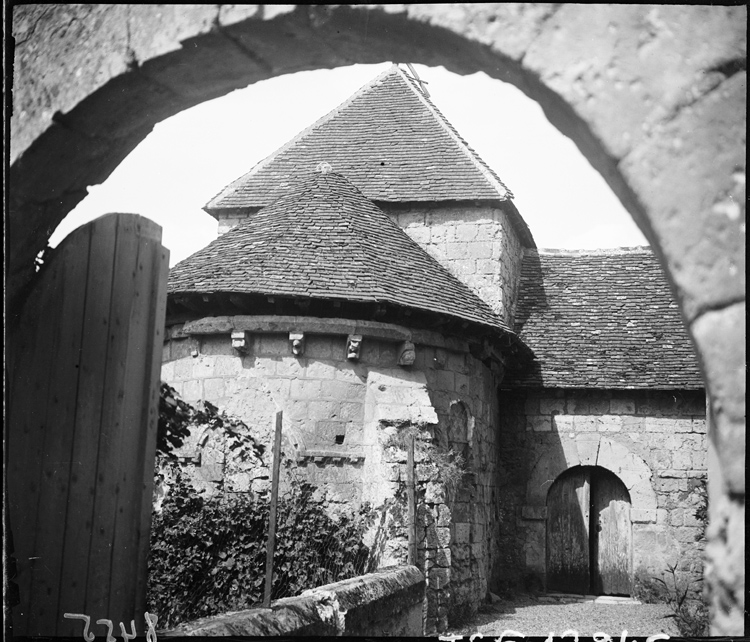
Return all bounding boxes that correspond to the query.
[316,161,333,174]
[405,63,430,98]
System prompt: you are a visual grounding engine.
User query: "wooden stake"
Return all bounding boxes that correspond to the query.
[406,434,416,567]
[263,411,283,608]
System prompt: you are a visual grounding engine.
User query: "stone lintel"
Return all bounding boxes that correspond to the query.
[176,315,472,352]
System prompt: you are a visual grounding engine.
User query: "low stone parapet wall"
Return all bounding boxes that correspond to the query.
[162,565,425,637]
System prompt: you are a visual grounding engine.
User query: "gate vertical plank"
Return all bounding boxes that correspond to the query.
[592,469,632,595]
[133,239,169,619]
[109,219,168,624]
[57,217,118,634]
[7,245,66,634]
[546,467,591,594]
[28,224,91,632]
[84,214,142,621]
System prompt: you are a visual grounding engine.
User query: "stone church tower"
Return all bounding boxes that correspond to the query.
[161,64,707,633]
[205,64,535,328]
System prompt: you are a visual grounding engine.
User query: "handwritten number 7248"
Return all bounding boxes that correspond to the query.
[63,613,158,641]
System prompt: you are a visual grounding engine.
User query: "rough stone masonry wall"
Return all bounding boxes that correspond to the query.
[161,321,502,634]
[495,388,707,595]
[413,343,501,630]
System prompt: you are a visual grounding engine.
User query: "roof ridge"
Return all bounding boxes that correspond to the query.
[395,65,513,200]
[204,65,401,211]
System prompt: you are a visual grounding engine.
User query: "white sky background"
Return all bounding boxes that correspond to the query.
[49,63,648,267]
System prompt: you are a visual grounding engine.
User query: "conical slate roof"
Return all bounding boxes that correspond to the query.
[205,64,514,213]
[170,172,511,333]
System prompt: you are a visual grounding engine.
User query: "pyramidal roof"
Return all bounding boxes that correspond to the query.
[205,64,514,213]
[171,172,511,334]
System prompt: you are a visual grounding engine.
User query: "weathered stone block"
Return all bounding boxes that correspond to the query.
[252,358,276,377]
[454,523,471,545]
[476,259,497,274]
[161,360,175,380]
[588,398,611,415]
[574,416,597,432]
[203,377,226,398]
[435,369,455,391]
[552,415,575,431]
[300,333,335,360]
[257,334,288,357]
[170,337,200,360]
[631,508,657,523]
[539,398,565,415]
[566,397,589,414]
[597,415,623,431]
[610,398,636,414]
[455,223,478,241]
[446,242,470,259]
[690,450,706,470]
[673,418,695,433]
[307,400,339,421]
[673,451,692,470]
[174,358,193,379]
[303,358,336,380]
[470,241,493,259]
[182,379,202,401]
[203,334,234,356]
[291,378,322,400]
[527,415,551,432]
[213,355,242,376]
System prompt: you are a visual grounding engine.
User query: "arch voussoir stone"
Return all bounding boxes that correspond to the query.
[527,435,657,514]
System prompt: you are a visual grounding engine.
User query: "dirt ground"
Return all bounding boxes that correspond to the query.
[445,594,681,639]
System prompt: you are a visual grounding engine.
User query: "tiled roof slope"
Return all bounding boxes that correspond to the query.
[171,172,511,334]
[511,248,704,389]
[206,64,513,211]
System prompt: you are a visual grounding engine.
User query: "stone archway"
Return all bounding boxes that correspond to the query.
[9,4,745,633]
[527,436,658,515]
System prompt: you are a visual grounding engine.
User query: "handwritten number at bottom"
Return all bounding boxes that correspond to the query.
[120,619,137,641]
[96,619,116,642]
[63,612,157,641]
[63,614,94,642]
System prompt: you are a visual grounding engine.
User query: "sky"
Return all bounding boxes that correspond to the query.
[48,63,648,267]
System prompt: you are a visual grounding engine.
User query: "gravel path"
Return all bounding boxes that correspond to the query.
[447,596,680,638]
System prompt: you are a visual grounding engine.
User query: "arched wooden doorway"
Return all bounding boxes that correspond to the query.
[546,465,632,596]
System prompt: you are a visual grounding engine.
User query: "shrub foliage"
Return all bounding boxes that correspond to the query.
[149,385,376,630]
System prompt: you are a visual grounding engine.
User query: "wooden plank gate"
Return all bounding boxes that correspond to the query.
[546,466,633,596]
[6,214,169,636]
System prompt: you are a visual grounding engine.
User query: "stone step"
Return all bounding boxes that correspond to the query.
[539,593,641,605]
